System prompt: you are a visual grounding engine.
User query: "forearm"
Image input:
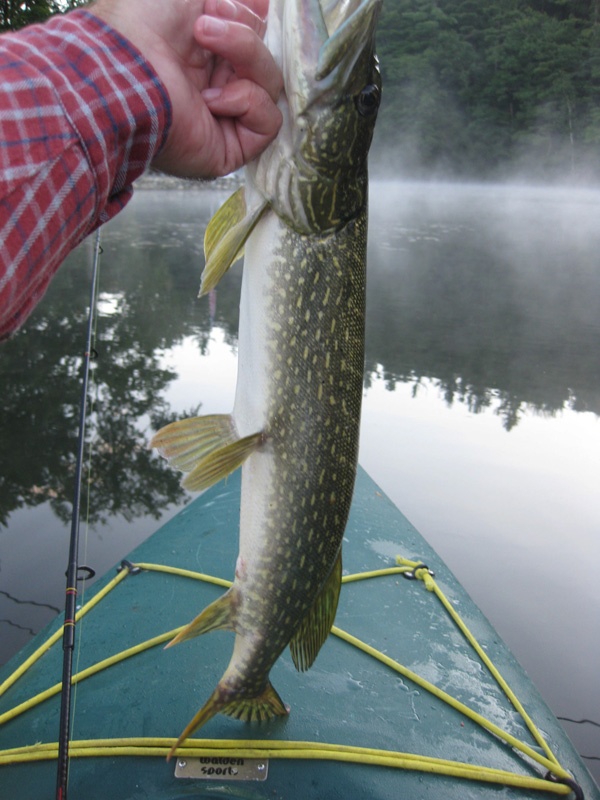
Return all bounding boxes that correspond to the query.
[0,9,171,339]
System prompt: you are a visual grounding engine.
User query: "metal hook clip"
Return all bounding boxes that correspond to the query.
[402,563,435,581]
[118,559,142,576]
[544,772,584,800]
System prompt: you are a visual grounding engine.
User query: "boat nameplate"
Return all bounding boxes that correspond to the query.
[174,756,269,781]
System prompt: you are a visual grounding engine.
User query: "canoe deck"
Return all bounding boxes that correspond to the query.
[0,467,598,799]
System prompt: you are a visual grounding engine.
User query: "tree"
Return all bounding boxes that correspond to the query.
[371,0,600,179]
[0,0,84,32]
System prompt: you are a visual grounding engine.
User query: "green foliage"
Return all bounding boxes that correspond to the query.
[3,0,599,179]
[0,0,86,32]
[374,0,600,179]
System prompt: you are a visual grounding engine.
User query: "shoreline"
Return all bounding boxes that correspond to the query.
[135,170,243,191]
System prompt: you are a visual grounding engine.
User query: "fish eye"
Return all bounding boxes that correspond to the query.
[355,84,380,117]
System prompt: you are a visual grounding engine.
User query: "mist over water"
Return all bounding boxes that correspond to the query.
[366,181,600,424]
[369,129,600,186]
[0,181,598,782]
[363,181,600,783]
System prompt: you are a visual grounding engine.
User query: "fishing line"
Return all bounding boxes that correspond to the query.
[69,239,103,767]
[55,230,103,800]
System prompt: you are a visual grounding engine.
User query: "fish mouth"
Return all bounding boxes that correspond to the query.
[283,0,382,112]
[317,0,382,81]
[248,0,382,234]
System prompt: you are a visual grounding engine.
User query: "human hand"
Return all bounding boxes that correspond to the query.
[91,0,283,179]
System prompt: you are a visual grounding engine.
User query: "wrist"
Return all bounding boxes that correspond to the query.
[33,9,172,198]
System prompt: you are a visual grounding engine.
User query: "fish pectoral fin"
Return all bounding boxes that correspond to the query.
[200,187,269,295]
[222,682,288,723]
[289,550,342,672]
[151,413,263,492]
[204,186,246,264]
[165,588,238,648]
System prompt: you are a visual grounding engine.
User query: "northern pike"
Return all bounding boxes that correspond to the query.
[151,0,382,757]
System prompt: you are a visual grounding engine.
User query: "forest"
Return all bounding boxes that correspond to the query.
[3,0,600,181]
[374,0,600,180]
[0,0,81,31]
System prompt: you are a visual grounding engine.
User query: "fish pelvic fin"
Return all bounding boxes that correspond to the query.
[200,186,269,296]
[150,413,263,492]
[167,681,288,762]
[165,587,239,648]
[289,550,342,672]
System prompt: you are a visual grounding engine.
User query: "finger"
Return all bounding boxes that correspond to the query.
[203,80,282,132]
[203,0,267,36]
[202,79,283,159]
[195,17,283,103]
[238,0,269,23]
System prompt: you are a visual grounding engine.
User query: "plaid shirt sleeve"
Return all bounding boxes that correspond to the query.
[0,9,172,339]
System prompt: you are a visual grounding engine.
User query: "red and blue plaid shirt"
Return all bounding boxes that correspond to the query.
[0,9,172,339]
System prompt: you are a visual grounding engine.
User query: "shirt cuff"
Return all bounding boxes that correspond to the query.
[14,8,172,224]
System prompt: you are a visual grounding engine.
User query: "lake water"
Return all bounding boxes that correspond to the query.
[1,181,599,783]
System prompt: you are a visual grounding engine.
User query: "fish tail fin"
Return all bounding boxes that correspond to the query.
[222,681,288,723]
[150,413,263,492]
[167,681,288,761]
[167,686,228,761]
[165,588,238,648]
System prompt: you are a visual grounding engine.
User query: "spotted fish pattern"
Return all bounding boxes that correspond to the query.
[237,214,366,667]
[151,0,382,758]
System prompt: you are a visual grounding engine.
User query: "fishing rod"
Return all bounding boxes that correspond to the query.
[55,230,102,800]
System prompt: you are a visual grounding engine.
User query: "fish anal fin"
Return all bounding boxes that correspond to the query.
[222,682,288,723]
[182,431,263,492]
[290,551,342,672]
[151,413,263,493]
[200,190,269,295]
[166,587,238,649]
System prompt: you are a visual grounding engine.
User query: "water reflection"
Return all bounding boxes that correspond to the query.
[366,183,600,430]
[1,183,599,525]
[1,182,599,780]
[0,230,193,527]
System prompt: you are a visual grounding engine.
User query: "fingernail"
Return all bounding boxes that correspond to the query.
[202,88,223,102]
[202,16,228,36]
[216,0,238,16]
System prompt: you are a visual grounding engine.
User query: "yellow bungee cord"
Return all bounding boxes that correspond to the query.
[0,559,582,797]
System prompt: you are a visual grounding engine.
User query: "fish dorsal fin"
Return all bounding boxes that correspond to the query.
[151,413,263,492]
[166,588,238,648]
[200,186,268,296]
[289,550,342,672]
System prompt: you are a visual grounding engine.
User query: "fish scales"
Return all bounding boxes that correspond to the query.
[235,213,366,650]
[151,0,382,757]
